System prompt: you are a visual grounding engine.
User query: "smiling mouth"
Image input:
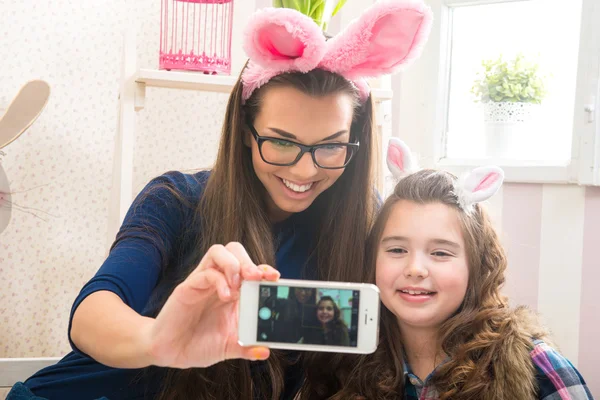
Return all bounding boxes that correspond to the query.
[281,178,314,193]
[398,289,436,295]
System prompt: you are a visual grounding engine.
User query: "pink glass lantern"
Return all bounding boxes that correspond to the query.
[160,0,234,74]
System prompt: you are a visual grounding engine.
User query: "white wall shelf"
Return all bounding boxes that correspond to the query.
[133,68,393,109]
[136,68,238,93]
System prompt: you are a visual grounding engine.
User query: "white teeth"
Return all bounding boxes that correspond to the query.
[401,289,432,295]
[282,179,313,193]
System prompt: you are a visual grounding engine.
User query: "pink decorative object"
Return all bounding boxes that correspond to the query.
[241,1,433,102]
[160,0,234,74]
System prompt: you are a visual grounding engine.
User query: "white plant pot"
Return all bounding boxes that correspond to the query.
[483,102,539,158]
[483,101,536,123]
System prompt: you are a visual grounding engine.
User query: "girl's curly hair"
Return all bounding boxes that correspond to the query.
[298,170,549,400]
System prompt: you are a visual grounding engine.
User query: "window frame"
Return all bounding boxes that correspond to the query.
[392,0,600,184]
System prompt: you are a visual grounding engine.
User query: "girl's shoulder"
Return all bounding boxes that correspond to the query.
[530,340,594,400]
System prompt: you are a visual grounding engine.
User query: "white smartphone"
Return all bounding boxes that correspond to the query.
[238,279,380,354]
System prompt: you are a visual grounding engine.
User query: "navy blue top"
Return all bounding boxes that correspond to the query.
[22,170,318,400]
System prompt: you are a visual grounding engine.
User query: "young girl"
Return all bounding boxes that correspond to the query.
[304,296,350,346]
[301,138,594,400]
[7,3,432,400]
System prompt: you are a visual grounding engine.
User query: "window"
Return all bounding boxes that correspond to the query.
[392,0,600,184]
[446,0,582,162]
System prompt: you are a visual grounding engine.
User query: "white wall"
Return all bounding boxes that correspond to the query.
[0,0,256,359]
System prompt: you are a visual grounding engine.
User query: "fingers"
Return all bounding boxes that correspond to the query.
[178,268,232,305]
[257,264,280,281]
[224,242,262,283]
[226,345,270,362]
[191,243,280,294]
[196,244,242,289]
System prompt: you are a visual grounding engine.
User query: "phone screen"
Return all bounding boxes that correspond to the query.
[257,284,360,347]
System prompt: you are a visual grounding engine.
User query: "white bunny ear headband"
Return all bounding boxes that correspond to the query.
[386,137,504,211]
[241,0,433,103]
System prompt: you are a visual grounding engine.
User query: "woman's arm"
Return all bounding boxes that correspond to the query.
[72,244,279,370]
[67,173,193,363]
[71,291,155,368]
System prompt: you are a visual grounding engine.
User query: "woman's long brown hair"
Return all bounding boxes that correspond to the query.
[133,68,378,399]
[299,170,548,400]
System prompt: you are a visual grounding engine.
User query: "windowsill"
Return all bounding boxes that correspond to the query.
[435,157,576,184]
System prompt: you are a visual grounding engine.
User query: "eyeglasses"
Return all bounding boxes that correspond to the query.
[246,121,360,170]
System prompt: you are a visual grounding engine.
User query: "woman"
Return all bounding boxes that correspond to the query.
[8,2,432,399]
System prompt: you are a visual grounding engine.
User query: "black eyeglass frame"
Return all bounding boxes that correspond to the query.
[246,121,360,170]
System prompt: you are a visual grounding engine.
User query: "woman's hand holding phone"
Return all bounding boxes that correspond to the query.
[144,242,280,369]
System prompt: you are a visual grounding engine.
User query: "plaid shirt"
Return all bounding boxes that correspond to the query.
[403,340,594,400]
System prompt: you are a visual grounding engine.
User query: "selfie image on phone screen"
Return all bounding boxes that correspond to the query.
[257,285,360,347]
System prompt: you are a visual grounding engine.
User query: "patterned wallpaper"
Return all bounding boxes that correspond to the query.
[133,89,227,194]
[0,0,228,358]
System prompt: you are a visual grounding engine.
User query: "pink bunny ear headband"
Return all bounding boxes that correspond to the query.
[387,137,504,212]
[241,0,433,103]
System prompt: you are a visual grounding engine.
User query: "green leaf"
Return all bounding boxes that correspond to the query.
[332,0,347,17]
[472,52,547,103]
[272,0,284,7]
[312,1,326,27]
[303,0,311,15]
[293,0,305,12]
[281,0,303,12]
[309,0,325,17]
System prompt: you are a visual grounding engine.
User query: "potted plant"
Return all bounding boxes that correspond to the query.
[471,53,548,158]
[273,0,347,32]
